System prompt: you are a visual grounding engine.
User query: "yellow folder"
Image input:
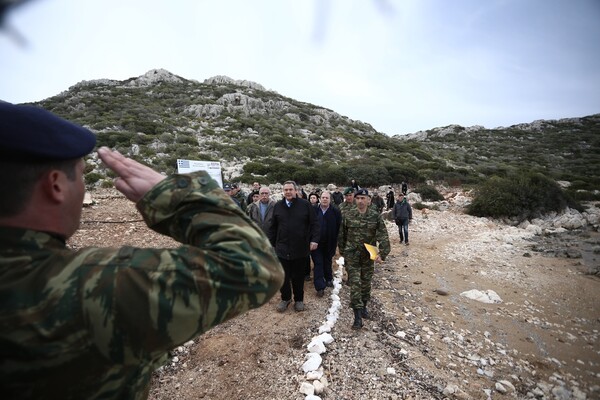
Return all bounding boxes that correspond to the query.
[364,243,379,260]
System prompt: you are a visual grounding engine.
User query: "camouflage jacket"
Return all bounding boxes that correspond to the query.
[232,191,247,212]
[0,171,283,400]
[338,206,391,261]
[338,201,355,216]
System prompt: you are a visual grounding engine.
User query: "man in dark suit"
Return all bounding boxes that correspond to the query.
[311,191,342,297]
[268,181,320,312]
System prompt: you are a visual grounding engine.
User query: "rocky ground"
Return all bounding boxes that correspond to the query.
[69,190,600,400]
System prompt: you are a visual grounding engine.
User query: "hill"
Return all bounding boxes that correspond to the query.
[33,69,600,197]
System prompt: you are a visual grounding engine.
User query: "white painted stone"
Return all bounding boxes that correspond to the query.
[313,380,325,394]
[307,340,326,354]
[299,382,314,396]
[302,353,322,373]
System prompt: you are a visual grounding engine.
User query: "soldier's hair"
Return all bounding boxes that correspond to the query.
[0,158,79,217]
[283,180,297,190]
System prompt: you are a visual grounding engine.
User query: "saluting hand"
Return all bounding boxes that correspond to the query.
[98,147,165,203]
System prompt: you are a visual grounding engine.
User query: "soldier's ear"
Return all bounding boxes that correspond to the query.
[40,169,68,204]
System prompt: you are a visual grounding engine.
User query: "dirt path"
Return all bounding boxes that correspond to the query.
[69,191,600,399]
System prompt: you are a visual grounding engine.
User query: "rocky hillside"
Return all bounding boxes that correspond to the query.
[397,117,600,193]
[31,69,600,195]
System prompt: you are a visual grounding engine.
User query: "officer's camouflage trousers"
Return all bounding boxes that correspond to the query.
[345,248,375,310]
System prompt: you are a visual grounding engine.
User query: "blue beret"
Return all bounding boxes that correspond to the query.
[0,102,96,160]
[355,188,369,197]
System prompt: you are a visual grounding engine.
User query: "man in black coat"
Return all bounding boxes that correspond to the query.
[268,181,320,312]
[310,191,342,297]
[386,187,395,210]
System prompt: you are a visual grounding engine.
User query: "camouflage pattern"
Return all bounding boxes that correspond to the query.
[338,201,355,216]
[338,206,390,310]
[0,171,284,400]
[233,190,247,212]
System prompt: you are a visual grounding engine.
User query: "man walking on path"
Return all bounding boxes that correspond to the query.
[248,186,276,233]
[269,181,320,312]
[386,187,395,210]
[311,191,341,297]
[392,192,413,245]
[338,187,356,216]
[338,189,390,330]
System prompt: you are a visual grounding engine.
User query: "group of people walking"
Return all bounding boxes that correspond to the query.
[226,179,412,330]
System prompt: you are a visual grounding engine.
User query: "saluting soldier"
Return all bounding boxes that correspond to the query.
[0,103,283,399]
[338,188,390,330]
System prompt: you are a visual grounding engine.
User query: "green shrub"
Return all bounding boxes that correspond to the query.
[413,202,426,210]
[414,185,444,201]
[346,165,391,187]
[567,189,600,201]
[84,172,103,186]
[386,164,421,184]
[467,172,581,221]
[316,164,347,185]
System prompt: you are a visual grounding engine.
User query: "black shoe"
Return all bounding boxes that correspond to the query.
[361,307,370,319]
[316,289,324,297]
[326,280,334,288]
[304,275,311,282]
[352,309,363,330]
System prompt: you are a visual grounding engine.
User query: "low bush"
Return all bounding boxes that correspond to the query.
[414,185,444,201]
[467,172,581,221]
[84,172,103,186]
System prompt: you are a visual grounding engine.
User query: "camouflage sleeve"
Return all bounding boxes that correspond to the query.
[80,171,284,364]
[338,216,347,256]
[377,214,391,261]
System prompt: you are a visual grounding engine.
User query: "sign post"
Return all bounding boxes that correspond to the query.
[176,159,223,188]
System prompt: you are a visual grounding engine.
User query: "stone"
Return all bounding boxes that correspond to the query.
[460,289,503,304]
[299,382,314,396]
[313,380,325,395]
[307,340,326,355]
[316,333,334,345]
[306,369,323,380]
[498,380,515,392]
[443,383,459,395]
[302,353,322,373]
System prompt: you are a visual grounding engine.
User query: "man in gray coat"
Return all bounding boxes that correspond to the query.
[392,193,413,245]
[248,186,276,233]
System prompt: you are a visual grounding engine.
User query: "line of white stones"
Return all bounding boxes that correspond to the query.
[298,257,345,399]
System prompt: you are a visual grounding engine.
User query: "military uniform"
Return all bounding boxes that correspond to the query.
[0,170,284,399]
[232,189,247,212]
[338,206,390,310]
[338,201,355,216]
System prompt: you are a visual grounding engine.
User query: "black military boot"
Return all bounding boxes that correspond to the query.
[352,309,363,330]
[361,301,370,319]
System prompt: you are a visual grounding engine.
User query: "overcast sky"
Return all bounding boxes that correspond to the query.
[1,0,599,135]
